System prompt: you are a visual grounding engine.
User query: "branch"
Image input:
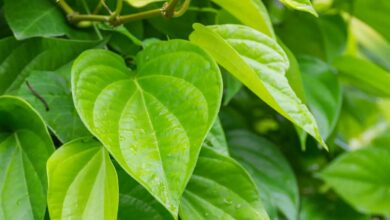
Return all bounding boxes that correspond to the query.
[57,0,192,27]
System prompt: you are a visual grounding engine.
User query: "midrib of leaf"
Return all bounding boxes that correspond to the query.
[133,79,173,205]
[61,148,102,219]
[0,136,18,219]
[81,149,107,219]
[18,6,59,37]
[49,147,97,218]
[14,132,36,220]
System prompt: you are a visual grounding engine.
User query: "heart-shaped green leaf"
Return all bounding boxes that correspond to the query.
[180,147,269,220]
[190,24,326,149]
[0,96,54,220]
[47,137,118,220]
[72,40,223,216]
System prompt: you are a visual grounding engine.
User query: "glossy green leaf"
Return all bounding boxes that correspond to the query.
[334,56,390,97]
[180,147,269,220]
[72,40,223,216]
[279,0,318,16]
[321,144,390,216]
[116,164,172,220]
[126,0,165,7]
[190,24,326,149]
[227,130,299,220]
[299,57,342,139]
[3,0,69,40]
[0,95,54,220]
[47,137,118,220]
[299,195,369,220]
[211,0,275,38]
[203,118,229,156]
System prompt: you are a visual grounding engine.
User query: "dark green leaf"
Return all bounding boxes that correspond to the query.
[0,37,97,94]
[299,57,342,139]
[321,143,390,216]
[116,164,172,220]
[180,147,269,220]
[299,195,369,220]
[17,68,90,143]
[4,0,69,39]
[0,95,54,220]
[227,130,299,220]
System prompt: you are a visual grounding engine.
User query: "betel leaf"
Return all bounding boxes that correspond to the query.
[320,144,390,216]
[299,195,369,220]
[0,37,97,94]
[279,0,318,16]
[334,56,390,97]
[0,37,96,142]
[47,137,118,220]
[3,0,69,40]
[275,14,347,63]
[299,57,342,139]
[125,0,165,8]
[211,0,275,38]
[190,24,326,149]
[203,118,229,156]
[72,40,223,217]
[116,164,172,220]
[0,96,54,220]
[227,130,299,220]
[179,147,269,220]
[17,69,90,143]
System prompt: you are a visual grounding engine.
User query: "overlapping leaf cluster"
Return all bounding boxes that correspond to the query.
[0,0,390,220]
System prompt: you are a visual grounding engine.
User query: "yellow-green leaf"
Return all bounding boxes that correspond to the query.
[190,24,326,149]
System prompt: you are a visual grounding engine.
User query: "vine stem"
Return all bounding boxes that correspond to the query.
[26,81,50,111]
[57,0,192,27]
